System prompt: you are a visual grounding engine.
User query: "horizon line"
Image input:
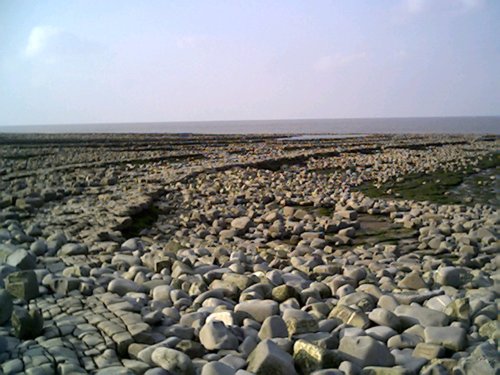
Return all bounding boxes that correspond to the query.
[2,115,500,128]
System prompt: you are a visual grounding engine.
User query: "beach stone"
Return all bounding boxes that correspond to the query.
[329,305,370,329]
[5,270,39,301]
[413,343,445,360]
[94,367,134,375]
[231,217,252,233]
[272,285,299,302]
[51,277,81,295]
[338,292,375,312]
[0,289,13,325]
[235,300,278,323]
[259,315,288,339]
[443,298,470,322]
[151,347,195,375]
[425,295,452,312]
[454,341,500,374]
[206,311,236,326]
[58,243,88,256]
[387,333,422,349]
[293,339,341,374]
[394,305,448,328]
[365,326,398,342]
[2,359,24,374]
[7,249,36,270]
[201,362,236,375]
[309,370,343,375]
[435,267,470,288]
[424,326,466,351]
[11,306,43,339]
[175,340,206,359]
[283,308,319,335]
[478,320,500,340]
[199,321,238,350]
[121,238,141,251]
[368,308,401,331]
[338,335,394,368]
[247,339,297,375]
[30,239,48,255]
[397,271,426,290]
[108,278,145,296]
[361,366,408,375]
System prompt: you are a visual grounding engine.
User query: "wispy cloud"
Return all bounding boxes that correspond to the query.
[25,26,102,62]
[313,52,367,72]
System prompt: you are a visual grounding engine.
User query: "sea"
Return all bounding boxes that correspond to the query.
[0,117,499,135]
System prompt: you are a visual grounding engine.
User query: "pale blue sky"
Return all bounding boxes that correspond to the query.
[1,0,499,126]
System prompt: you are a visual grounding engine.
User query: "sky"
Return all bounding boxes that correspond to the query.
[1,0,499,126]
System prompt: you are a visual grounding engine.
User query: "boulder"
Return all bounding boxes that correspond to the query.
[235,300,278,323]
[199,321,238,350]
[259,315,288,340]
[394,305,448,328]
[293,339,341,374]
[108,278,145,296]
[247,339,297,375]
[201,362,236,375]
[435,267,470,288]
[150,347,195,375]
[283,308,319,336]
[11,306,43,339]
[338,336,394,368]
[329,305,370,329]
[424,326,467,351]
[231,217,252,233]
[6,249,36,270]
[4,270,39,301]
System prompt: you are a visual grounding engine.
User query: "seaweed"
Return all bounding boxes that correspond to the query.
[356,153,499,205]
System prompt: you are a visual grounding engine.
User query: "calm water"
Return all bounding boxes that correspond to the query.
[1,117,499,134]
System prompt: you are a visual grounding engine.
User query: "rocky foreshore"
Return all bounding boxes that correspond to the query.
[0,133,498,375]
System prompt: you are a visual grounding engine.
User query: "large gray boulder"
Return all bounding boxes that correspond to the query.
[6,249,36,270]
[283,308,319,336]
[435,267,470,288]
[424,326,467,351]
[394,305,448,328]
[199,321,238,350]
[247,339,297,375]
[259,315,288,340]
[235,300,278,323]
[293,339,341,374]
[151,347,195,375]
[338,335,394,368]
